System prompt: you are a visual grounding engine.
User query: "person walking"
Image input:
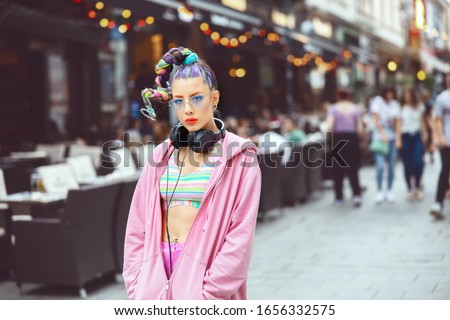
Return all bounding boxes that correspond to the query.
[123,47,262,299]
[399,88,427,201]
[326,88,363,207]
[370,87,402,204]
[430,74,450,220]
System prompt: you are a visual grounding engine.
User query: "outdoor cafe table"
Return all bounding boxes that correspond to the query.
[0,192,66,219]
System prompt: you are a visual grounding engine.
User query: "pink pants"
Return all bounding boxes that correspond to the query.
[161,241,185,278]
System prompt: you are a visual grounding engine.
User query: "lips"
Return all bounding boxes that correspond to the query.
[185,118,198,125]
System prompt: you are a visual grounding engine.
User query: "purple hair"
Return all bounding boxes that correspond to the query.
[172,60,218,91]
[149,47,218,106]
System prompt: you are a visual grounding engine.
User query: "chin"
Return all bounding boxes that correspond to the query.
[184,123,201,132]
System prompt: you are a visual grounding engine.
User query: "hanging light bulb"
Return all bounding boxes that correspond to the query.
[387,61,397,72]
[178,5,194,23]
[236,68,246,78]
[118,24,128,33]
[99,18,109,28]
[122,9,131,19]
[200,23,209,32]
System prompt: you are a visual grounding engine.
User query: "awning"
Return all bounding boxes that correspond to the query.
[420,49,450,73]
[0,2,107,46]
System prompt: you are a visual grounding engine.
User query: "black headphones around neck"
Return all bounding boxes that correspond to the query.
[169,118,226,153]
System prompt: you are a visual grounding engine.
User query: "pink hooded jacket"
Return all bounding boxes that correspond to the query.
[123,131,262,300]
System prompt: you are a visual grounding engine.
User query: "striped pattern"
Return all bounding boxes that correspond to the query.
[160,143,221,209]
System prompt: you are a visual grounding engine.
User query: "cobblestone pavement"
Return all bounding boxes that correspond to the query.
[248,156,450,300]
[1,155,449,300]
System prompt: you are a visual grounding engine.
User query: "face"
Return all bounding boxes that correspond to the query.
[385,90,394,101]
[403,90,412,104]
[171,77,220,133]
[283,119,294,131]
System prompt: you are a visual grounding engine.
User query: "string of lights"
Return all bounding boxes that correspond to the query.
[74,0,353,74]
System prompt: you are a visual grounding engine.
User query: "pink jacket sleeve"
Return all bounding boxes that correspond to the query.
[202,150,262,299]
[122,163,150,299]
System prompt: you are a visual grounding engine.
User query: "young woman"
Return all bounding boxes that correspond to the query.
[399,88,427,201]
[123,47,262,299]
[430,74,450,220]
[326,88,364,207]
[370,87,402,204]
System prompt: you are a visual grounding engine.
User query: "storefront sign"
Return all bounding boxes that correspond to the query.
[312,17,333,39]
[271,9,295,29]
[210,13,244,30]
[414,0,426,29]
[221,0,246,12]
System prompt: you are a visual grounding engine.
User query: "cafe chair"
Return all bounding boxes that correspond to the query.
[12,182,121,298]
[36,163,79,196]
[113,178,138,274]
[257,152,284,221]
[110,148,137,177]
[36,143,66,164]
[303,141,324,199]
[0,169,13,278]
[66,155,100,185]
[282,145,308,206]
[68,144,103,169]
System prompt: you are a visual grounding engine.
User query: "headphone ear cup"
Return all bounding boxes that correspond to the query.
[170,124,190,149]
[188,130,215,153]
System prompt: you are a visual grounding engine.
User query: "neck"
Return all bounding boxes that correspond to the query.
[191,118,219,134]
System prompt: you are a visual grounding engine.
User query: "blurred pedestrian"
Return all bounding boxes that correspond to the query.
[224,116,239,135]
[429,74,450,220]
[399,88,426,201]
[254,119,291,164]
[422,89,435,164]
[125,118,143,144]
[282,118,306,146]
[326,88,363,207]
[370,87,402,204]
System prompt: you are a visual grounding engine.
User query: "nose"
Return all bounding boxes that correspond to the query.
[183,101,194,115]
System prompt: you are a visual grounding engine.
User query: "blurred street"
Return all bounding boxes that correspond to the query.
[1,0,450,302]
[249,156,450,300]
[1,155,449,300]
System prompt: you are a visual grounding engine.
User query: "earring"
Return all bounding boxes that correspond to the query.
[213,105,218,110]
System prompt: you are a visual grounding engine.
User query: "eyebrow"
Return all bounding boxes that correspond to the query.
[172,91,205,98]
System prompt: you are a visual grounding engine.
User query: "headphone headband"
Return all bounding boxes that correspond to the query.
[170,117,226,153]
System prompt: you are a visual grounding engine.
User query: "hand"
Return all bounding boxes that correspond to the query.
[396,139,402,150]
[381,134,389,143]
[429,144,436,153]
[439,137,449,148]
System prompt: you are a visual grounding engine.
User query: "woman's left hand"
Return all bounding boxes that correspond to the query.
[396,139,402,150]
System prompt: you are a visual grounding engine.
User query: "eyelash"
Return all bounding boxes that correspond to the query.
[174,95,203,103]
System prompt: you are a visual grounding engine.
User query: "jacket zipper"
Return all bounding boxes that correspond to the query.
[166,280,169,299]
[165,162,227,298]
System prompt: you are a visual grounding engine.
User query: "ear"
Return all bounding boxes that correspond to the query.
[212,90,220,107]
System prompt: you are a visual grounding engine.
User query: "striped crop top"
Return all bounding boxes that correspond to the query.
[160,144,221,209]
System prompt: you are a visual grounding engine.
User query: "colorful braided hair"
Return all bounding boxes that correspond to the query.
[140,47,218,120]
